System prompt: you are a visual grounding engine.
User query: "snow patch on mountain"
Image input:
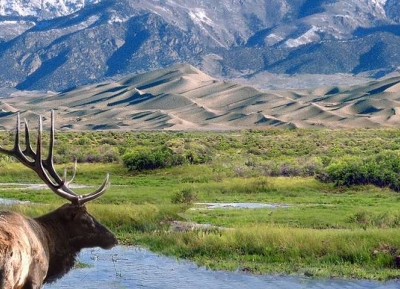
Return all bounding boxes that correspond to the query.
[188,8,213,28]
[285,26,322,48]
[367,0,387,17]
[0,0,101,19]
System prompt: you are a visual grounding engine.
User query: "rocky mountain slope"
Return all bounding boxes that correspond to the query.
[1,63,400,131]
[0,0,399,91]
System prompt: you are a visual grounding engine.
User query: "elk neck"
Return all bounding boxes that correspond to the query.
[34,208,79,282]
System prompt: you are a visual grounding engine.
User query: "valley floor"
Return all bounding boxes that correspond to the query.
[1,128,400,279]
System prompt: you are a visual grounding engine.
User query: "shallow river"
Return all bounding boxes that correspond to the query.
[44,246,399,289]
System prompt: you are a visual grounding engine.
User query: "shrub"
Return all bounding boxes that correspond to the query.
[166,138,212,165]
[185,150,211,164]
[317,151,400,192]
[171,188,198,204]
[122,147,175,171]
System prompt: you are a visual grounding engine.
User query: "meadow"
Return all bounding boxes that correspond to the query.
[1,128,400,280]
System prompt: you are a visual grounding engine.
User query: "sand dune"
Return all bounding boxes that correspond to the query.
[1,63,400,130]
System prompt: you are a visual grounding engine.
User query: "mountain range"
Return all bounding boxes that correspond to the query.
[1,63,400,130]
[0,0,400,92]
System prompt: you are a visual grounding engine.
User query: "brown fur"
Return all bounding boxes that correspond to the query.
[0,204,117,288]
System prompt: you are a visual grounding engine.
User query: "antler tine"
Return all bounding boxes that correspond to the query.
[35,115,43,164]
[0,113,16,156]
[77,173,110,206]
[41,110,62,183]
[0,111,110,206]
[63,160,77,186]
[13,113,22,155]
[0,113,33,166]
[22,118,35,159]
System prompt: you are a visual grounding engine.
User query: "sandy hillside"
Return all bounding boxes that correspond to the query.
[0,63,400,131]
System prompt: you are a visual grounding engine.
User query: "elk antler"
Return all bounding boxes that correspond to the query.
[0,110,109,206]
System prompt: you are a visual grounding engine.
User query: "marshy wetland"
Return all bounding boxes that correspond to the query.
[2,129,400,282]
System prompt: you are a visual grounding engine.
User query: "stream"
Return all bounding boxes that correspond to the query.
[44,246,399,289]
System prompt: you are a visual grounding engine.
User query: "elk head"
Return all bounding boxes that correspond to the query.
[37,203,118,251]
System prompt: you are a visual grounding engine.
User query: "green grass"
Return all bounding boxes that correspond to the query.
[133,226,400,280]
[1,129,400,279]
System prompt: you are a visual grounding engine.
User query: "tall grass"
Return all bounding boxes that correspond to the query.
[137,225,400,279]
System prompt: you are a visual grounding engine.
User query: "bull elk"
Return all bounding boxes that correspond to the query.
[0,111,118,288]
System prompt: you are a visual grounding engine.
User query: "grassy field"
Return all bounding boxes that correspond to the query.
[1,128,400,280]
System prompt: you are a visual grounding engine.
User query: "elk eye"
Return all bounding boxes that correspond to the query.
[81,217,94,228]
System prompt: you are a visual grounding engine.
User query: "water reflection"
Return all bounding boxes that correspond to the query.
[0,197,28,205]
[194,202,290,209]
[45,246,399,289]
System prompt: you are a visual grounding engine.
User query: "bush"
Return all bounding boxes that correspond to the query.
[317,151,400,191]
[166,138,212,164]
[171,188,198,204]
[122,147,177,171]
